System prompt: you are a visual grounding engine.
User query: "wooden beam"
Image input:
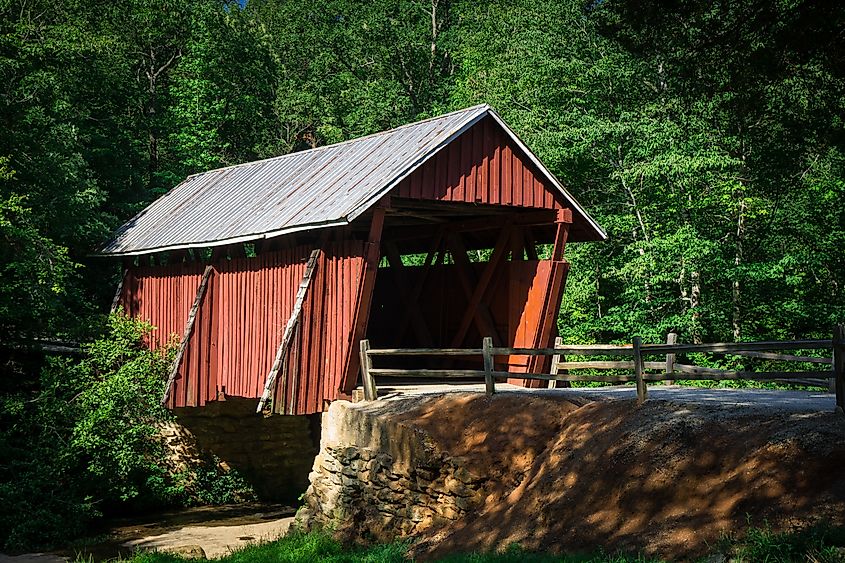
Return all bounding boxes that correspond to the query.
[551,209,572,260]
[385,210,558,242]
[527,218,572,377]
[359,339,377,400]
[384,242,434,346]
[286,323,302,415]
[448,238,501,345]
[524,228,539,260]
[162,265,214,406]
[110,268,128,313]
[341,201,387,394]
[256,248,321,413]
[510,226,524,261]
[397,228,445,343]
[452,222,513,348]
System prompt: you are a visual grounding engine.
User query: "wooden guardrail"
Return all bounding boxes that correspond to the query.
[359,324,845,410]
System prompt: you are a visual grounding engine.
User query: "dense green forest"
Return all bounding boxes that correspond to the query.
[1,0,844,550]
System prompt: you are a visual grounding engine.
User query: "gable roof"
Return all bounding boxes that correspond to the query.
[100,105,606,256]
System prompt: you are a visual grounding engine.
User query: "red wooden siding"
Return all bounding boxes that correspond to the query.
[120,241,366,414]
[395,116,561,210]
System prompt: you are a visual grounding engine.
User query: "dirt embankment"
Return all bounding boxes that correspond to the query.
[393,393,845,560]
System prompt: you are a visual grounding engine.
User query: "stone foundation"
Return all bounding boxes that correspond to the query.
[161,397,320,502]
[295,400,487,541]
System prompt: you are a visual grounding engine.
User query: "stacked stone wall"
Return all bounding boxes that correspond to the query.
[160,397,320,501]
[296,400,487,541]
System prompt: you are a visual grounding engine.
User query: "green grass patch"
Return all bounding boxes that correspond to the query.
[105,525,845,563]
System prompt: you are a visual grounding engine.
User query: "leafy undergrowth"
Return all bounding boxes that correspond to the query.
[112,525,845,563]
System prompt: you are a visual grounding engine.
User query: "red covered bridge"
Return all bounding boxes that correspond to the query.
[101,105,606,415]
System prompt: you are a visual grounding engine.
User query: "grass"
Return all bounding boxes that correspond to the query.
[104,525,845,563]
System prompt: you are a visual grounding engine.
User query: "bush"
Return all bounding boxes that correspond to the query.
[0,314,177,550]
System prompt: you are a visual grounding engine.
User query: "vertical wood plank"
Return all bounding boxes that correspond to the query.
[634,336,646,404]
[110,269,128,313]
[665,332,678,384]
[548,336,564,389]
[502,143,513,206]
[483,336,495,396]
[360,339,376,400]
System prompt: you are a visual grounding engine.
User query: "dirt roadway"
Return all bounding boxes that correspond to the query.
[377,381,837,413]
[0,504,295,563]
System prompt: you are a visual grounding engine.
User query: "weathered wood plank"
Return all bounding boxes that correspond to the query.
[548,336,563,389]
[665,332,677,384]
[368,369,486,378]
[367,348,484,356]
[634,336,646,404]
[493,345,633,356]
[724,350,833,364]
[642,340,832,354]
[110,269,128,313]
[834,324,844,412]
[672,364,832,380]
[483,336,495,396]
[360,339,377,400]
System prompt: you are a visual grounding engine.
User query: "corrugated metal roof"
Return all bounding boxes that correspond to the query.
[101,104,605,256]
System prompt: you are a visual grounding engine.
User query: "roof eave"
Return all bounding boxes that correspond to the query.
[96,219,350,258]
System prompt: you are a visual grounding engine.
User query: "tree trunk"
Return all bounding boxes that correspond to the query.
[691,269,702,343]
[732,195,747,342]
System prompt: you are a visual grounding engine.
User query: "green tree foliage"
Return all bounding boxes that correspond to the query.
[448,0,845,344]
[0,315,172,549]
[1,0,844,548]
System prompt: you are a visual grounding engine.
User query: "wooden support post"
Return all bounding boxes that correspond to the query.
[286,323,301,415]
[342,201,387,394]
[360,339,377,401]
[548,336,564,389]
[256,248,321,413]
[665,332,678,384]
[110,268,128,313]
[834,324,844,413]
[483,336,495,397]
[634,336,646,404]
[527,212,572,377]
[162,265,214,406]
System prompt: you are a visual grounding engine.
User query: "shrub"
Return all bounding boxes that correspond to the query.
[0,314,175,550]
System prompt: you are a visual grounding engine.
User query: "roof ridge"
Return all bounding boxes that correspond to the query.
[185,104,491,179]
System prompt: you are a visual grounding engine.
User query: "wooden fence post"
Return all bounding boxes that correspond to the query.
[665,332,678,384]
[483,336,496,397]
[633,336,646,404]
[834,324,844,413]
[548,336,564,389]
[360,339,377,401]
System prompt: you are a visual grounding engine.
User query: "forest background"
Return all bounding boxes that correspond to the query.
[1,0,843,550]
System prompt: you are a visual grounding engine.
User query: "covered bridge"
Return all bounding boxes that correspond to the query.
[102,105,606,415]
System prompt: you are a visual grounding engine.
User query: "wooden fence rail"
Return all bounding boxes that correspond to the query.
[359,324,845,410]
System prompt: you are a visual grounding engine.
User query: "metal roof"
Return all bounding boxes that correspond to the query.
[101,104,606,256]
